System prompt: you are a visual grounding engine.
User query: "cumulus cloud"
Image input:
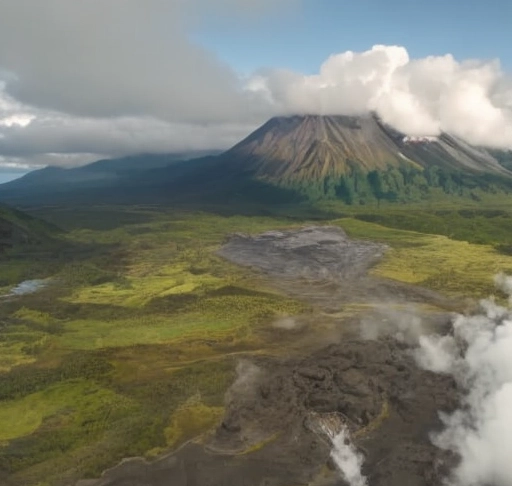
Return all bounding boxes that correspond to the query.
[415,276,512,486]
[256,45,512,148]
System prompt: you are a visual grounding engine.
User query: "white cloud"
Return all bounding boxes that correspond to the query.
[0,158,39,172]
[0,0,284,168]
[0,115,34,128]
[256,45,512,148]
[0,112,254,158]
[0,83,257,167]
[0,0,280,123]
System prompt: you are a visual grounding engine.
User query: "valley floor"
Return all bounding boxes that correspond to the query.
[1,203,512,485]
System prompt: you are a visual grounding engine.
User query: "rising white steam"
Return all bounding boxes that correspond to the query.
[225,360,261,405]
[322,424,368,486]
[415,274,512,486]
[361,304,426,344]
[495,272,512,300]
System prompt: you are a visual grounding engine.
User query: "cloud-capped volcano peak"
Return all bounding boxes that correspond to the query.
[253,45,512,150]
[220,114,511,185]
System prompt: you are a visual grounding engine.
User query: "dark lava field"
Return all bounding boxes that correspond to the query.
[79,227,463,486]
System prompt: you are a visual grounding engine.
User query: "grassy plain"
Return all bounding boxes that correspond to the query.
[337,218,512,297]
[1,202,512,485]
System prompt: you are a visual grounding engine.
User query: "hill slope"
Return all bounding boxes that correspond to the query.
[1,151,220,192]
[0,205,58,253]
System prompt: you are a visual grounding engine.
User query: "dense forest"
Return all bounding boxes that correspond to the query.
[491,149,512,171]
[284,164,512,204]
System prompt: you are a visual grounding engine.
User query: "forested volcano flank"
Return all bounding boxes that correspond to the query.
[220,114,512,202]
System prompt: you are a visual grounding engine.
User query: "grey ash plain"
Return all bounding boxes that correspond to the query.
[217,226,386,281]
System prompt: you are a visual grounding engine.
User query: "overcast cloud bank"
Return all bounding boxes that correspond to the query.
[0,1,511,169]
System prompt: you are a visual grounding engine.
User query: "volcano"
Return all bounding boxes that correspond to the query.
[220,114,511,184]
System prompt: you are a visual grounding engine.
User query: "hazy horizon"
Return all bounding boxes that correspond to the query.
[0,172,27,184]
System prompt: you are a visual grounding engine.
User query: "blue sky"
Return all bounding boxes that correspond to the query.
[0,172,27,184]
[194,0,512,74]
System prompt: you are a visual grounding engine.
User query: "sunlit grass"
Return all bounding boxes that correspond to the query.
[0,380,135,443]
[0,341,39,372]
[337,218,512,296]
[54,292,306,350]
[56,313,243,350]
[163,399,224,450]
[65,268,222,307]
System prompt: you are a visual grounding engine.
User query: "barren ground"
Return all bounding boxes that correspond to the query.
[78,227,461,486]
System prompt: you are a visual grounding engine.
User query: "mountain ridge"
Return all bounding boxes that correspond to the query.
[2,150,222,190]
[1,115,512,206]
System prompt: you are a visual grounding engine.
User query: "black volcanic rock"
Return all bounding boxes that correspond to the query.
[78,339,458,486]
[77,226,461,486]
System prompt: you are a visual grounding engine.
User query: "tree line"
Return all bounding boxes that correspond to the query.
[289,164,512,204]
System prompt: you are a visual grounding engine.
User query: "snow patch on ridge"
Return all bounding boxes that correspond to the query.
[403,135,438,144]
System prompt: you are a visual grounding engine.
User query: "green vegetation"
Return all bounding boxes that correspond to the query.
[0,380,135,442]
[285,166,512,203]
[0,207,310,485]
[2,202,512,485]
[338,217,512,297]
[163,399,224,450]
[351,208,512,248]
[0,205,58,238]
[490,149,512,171]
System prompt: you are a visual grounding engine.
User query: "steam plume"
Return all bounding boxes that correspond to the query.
[322,424,368,486]
[415,274,512,486]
